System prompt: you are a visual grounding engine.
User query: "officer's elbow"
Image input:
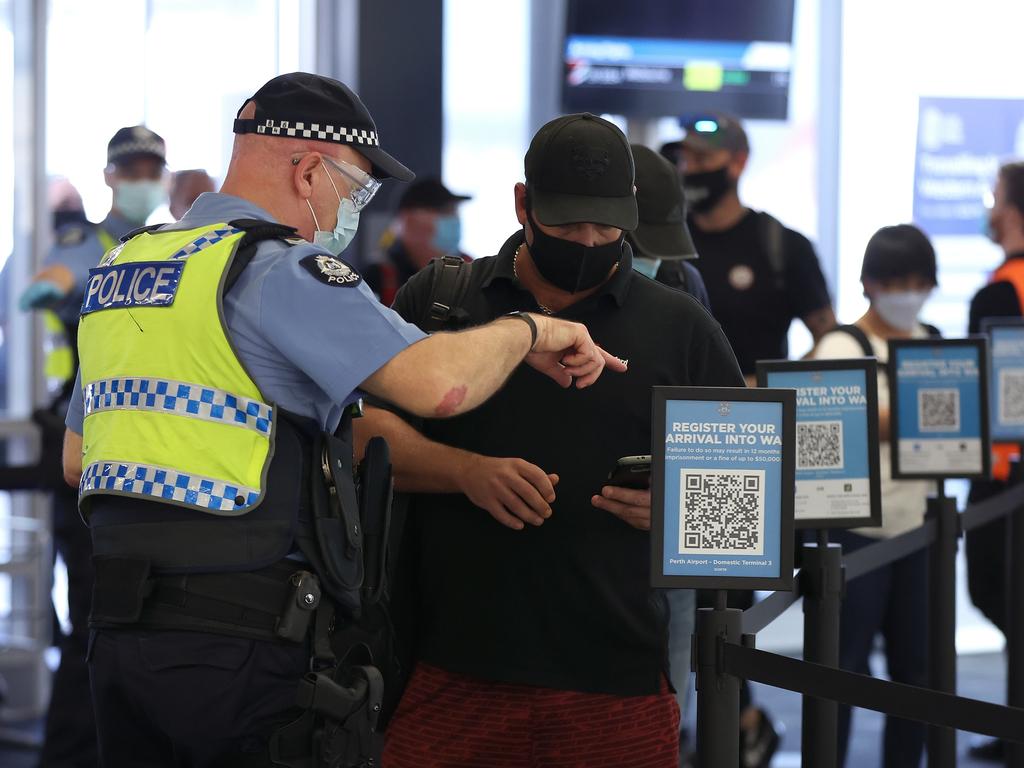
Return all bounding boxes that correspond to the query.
[62,429,83,489]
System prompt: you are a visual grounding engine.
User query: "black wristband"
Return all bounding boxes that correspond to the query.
[504,311,538,351]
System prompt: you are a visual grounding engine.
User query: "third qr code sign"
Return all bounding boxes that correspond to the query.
[982,319,1024,443]
[651,387,795,591]
[889,337,990,480]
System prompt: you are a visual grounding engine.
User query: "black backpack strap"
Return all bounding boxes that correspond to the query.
[422,255,473,332]
[832,324,874,357]
[758,212,787,291]
[120,223,168,242]
[223,218,300,295]
[921,322,943,338]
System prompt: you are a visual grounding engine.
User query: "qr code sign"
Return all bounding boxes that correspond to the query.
[918,388,960,432]
[796,420,844,470]
[679,468,765,555]
[999,368,1024,426]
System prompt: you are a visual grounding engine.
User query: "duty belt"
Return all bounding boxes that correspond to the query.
[90,556,322,643]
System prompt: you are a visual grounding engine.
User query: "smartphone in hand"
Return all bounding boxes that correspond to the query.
[605,455,651,489]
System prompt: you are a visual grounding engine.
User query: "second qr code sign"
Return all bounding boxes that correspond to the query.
[679,468,765,555]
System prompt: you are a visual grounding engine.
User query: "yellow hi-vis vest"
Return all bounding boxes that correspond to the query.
[76,223,276,516]
[43,226,117,385]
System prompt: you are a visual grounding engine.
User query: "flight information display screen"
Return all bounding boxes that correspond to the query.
[562,0,796,120]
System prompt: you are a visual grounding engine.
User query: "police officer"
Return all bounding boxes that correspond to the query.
[662,113,835,386]
[20,127,166,768]
[60,72,621,767]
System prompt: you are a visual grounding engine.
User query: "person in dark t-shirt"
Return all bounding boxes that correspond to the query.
[358,114,743,768]
[662,113,835,385]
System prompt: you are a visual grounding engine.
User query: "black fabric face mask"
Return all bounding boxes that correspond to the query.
[525,208,623,293]
[53,209,88,232]
[682,167,734,214]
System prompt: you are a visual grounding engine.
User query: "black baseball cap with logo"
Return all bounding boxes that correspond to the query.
[660,112,749,164]
[525,113,637,231]
[233,72,414,182]
[107,126,166,167]
[629,144,697,260]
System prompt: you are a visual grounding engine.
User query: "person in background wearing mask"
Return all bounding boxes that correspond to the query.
[963,161,1024,762]
[662,113,835,386]
[16,128,165,768]
[360,113,744,768]
[21,125,167,325]
[364,177,471,305]
[627,143,711,311]
[809,224,938,767]
[169,168,217,220]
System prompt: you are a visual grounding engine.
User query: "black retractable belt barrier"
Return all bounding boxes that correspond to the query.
[694,592,743,768]
[722,643,1024,742]
[1008,456,1024,768]
[927,486,959,768]
[800,531,843,768]
[741,584,802,635]
[961,481,1024,532]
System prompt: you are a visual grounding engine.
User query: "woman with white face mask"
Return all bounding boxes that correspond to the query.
[809,223,938,768]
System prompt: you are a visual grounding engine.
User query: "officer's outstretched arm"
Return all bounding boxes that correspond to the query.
[62,428,82,488]
[360,314,626,418]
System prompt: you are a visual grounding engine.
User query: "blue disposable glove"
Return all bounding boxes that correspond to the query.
[18,280,65,311]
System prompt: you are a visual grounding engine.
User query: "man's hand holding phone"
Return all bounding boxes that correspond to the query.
[594,455,652,530]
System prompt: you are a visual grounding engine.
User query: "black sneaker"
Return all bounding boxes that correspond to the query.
[740,708,781,768]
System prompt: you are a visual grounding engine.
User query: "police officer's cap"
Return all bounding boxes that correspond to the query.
[233,72,414,182]
[107,126,167,167]
[525,113,637,231]
[629,144,697,261]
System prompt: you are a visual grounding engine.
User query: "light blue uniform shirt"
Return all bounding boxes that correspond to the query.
[66,192,426,434]
[46,211,136,326]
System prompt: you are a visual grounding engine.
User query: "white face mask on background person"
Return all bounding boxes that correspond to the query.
[873,290,930,331]
[114,180,166,224]
[306,161,360,256]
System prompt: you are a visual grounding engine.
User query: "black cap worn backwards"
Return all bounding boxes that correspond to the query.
[233,72,414,182]
[525,113,637,231]
[629,144,697,260]
[398,177,472,211]
[107,126,166,167]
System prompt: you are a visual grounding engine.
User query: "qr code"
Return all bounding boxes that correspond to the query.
[999,368,1024,425]
[918,388,960,432]
[796,420,844,470]
[679,469,765,555]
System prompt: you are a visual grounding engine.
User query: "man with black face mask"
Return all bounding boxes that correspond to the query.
[357,113,744,768]
[661,113,835,386]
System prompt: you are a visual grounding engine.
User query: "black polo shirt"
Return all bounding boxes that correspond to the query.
[390,230,743,696]
[689,210,831,374]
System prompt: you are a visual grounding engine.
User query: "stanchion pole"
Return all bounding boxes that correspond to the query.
[1006,453,1024,768]
[927,480,959,768]
[695,590,742,768]
[801,529,843,768]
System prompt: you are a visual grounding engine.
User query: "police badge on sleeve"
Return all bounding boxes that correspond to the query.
[299,254,363,288]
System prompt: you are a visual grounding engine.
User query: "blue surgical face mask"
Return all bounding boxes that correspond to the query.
[873,290,930,331]
[114,180,165,224]
[307,162,360,256]
[632,256,662,280]
[432,214,462,254]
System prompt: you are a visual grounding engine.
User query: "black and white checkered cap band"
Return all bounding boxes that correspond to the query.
[240,118,379,146]
[108,140,166,164]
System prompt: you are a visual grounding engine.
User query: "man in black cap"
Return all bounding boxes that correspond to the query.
[364,177,472,304]
[61,74,622,767]
[16,125,165,768]
[358,113,743,768]
[628,143,710,310]
[662,112,835,386]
